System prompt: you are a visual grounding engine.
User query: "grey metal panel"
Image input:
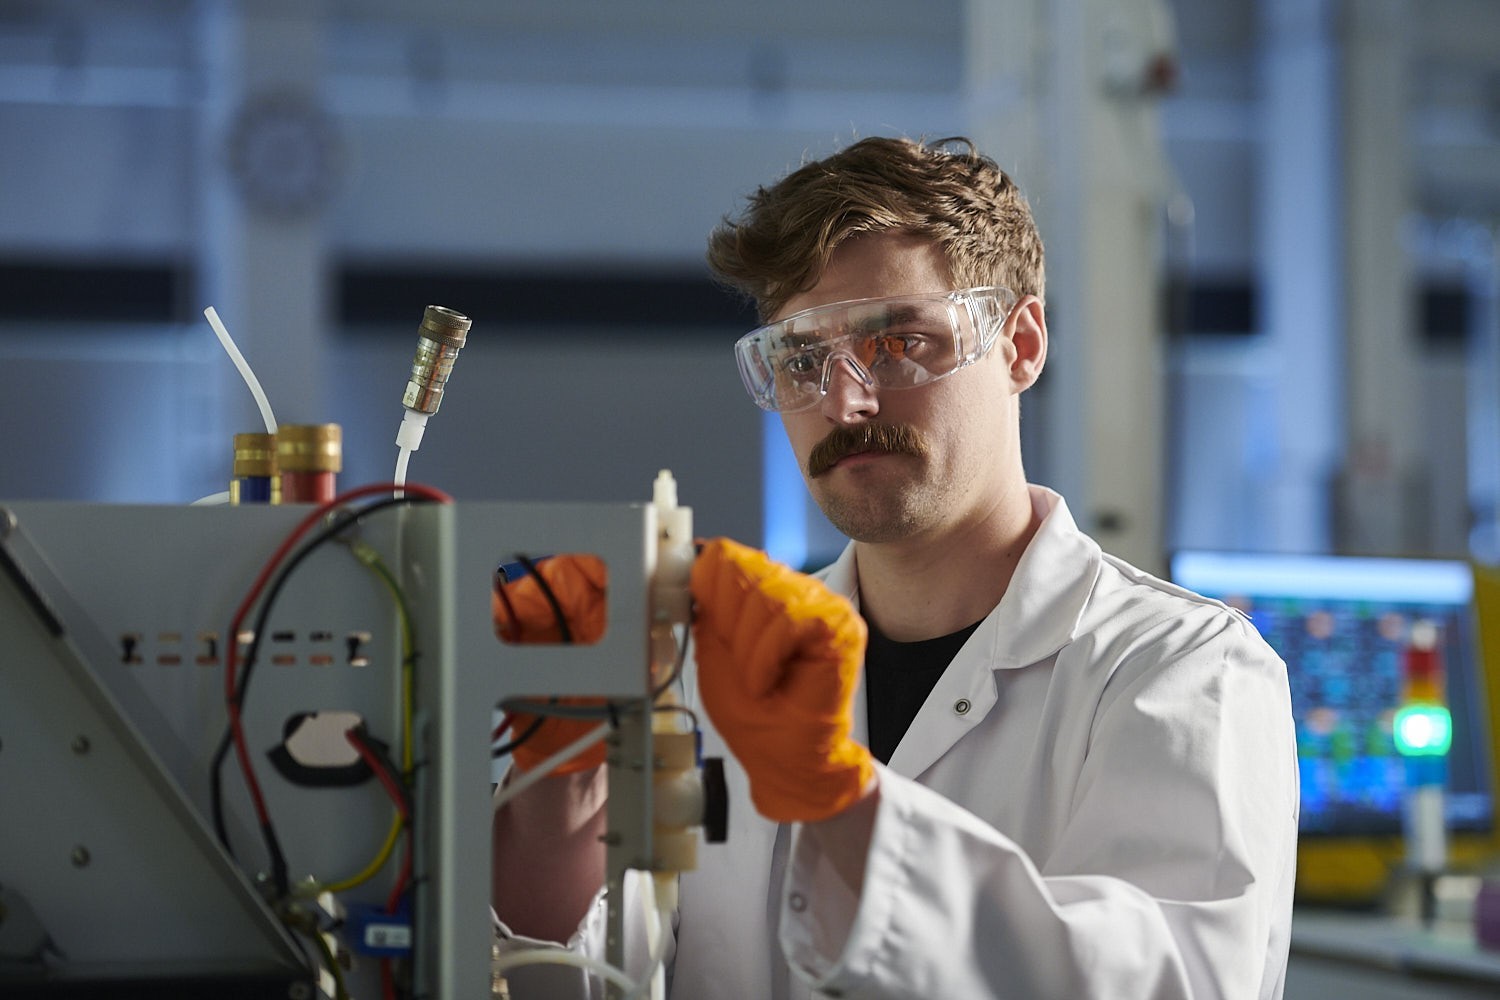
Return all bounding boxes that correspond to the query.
[0,509,306,978]
[0,495,668,997]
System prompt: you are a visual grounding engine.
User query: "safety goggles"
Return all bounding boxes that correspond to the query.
[733,286,1017,413]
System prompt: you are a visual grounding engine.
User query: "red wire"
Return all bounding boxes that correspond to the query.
[224,483,451,831]
[346,729,410,822]
[492,712,513,742]
[347,728,411,1000]
[387,841,413,915]
[344,728,413,918]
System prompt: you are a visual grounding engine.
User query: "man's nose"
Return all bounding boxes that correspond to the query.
[818,350,880,422]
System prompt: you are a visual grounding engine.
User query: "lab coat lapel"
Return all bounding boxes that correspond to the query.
[878,488,1102,781]
[814,546,867,748]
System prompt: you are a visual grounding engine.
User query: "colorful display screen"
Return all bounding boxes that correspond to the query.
[1170,552,1494,837]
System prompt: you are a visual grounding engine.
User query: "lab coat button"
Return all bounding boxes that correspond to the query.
[789,892,807,913]
[954,698,972,716]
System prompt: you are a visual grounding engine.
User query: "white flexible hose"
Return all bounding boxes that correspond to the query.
[491,723,610,815]
[190,491,233,506]
[490,948,637,993]
[394,446,413,493]
[489,868,672,999]
[203,306,277,434]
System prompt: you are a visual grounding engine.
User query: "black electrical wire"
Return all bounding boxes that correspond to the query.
[490,553,580,758]
[210,495,434,892]
[512,553,573,644]
[497,698,618,719]
[346,724,414,823]
[651,621,691,700]
[491,713,547,759]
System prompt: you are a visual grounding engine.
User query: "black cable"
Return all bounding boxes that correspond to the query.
[490,554,580,758]
[210,495,434,891]
[491,713,547,759]
[512,554,573,644]
[497,698,617,719]
[651,622,691,700]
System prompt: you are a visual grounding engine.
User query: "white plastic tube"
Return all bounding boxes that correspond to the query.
[491,723,610,815]
[204,307,277,434]
[394,447,413,491]
[490,948,637,993]
[190,490,233,506]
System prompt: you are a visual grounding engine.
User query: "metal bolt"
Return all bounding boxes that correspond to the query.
[0,507,15,539]
[71,735,91,755]
[71,846,90,867]
[954,698,972,716]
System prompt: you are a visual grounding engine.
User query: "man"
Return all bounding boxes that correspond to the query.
[493,135,1298,998]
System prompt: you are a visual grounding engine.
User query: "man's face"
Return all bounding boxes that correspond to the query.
[776,232,1030,545]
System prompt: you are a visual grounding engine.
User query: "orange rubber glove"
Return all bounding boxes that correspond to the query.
[690,538,874,823]
[492,554,608,775]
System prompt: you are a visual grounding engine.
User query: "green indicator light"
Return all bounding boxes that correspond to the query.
[1393,704,1452,756]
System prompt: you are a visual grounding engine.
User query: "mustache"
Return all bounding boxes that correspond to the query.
[807,423,928,477]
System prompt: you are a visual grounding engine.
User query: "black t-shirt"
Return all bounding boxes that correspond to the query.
[864,615,983,766]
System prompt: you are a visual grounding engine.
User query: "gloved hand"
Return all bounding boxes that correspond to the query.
[690,538,874,823]
[492,555,608,775]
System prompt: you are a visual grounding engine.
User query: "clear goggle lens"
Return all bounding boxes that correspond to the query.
[733,286,1016,413]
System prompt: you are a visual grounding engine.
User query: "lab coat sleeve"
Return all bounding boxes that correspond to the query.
[492,872,673,999]
[491,891,609,1000]
[778,615,1299,999]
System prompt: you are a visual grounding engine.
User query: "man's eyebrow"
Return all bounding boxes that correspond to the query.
[776,331,824,348]
[852,304,937,330]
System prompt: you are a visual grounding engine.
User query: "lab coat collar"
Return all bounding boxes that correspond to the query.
[817,485,1099,671]
[975,486,1101,671]
[818,486,1102,780]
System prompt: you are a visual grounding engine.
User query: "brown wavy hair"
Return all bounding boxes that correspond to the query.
[706,135,1045,322]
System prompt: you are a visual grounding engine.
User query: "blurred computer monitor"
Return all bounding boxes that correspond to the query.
[1170,550,1498,902]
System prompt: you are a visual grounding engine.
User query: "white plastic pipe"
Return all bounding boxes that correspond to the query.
[204,306,277,434]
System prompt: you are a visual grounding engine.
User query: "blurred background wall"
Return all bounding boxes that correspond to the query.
[0,0,1496,571]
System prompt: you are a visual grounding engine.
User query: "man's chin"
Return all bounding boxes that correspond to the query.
[812,490,927,545]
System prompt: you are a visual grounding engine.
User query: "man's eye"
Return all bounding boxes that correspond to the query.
[784,351,822,376]
[877,334,927,359]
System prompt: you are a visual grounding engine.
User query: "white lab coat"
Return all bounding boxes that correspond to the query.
[499,487,1299,999]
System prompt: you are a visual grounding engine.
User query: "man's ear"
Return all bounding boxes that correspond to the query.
[1007,295,1047,391]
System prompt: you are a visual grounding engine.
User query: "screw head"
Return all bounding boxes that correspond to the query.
[71,845,91,867]
[71,735,91,754]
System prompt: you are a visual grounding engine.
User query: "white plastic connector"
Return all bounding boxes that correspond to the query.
[652,469,677,509]
[393,410,430,490]
[651,470,694,628]
[395,409,429,452]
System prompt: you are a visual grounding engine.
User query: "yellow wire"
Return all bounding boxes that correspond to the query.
[302,922,352,1000]
[319,816,403,895]
[354,544,415,770]
[311,538,415,895]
